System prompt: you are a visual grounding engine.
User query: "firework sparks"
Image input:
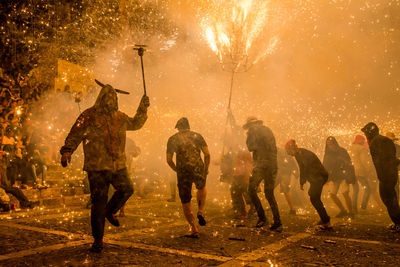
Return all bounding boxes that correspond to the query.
[201,0,280,72]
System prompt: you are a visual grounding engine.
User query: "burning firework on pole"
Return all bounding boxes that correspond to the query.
[200,0,280,153]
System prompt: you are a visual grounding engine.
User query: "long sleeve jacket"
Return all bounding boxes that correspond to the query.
[294,148,328,186]
[369,135,399,182]
[60,86,147,171]
[246,124,277,169]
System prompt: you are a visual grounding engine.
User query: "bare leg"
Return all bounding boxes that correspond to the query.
[182,202,198,234]
[196,187,207,216]
[284,192,295,211]
[343,191,353,214]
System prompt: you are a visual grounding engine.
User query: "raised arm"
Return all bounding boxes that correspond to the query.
[126,95,149,130]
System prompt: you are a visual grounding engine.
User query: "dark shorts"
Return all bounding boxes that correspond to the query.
[177,171,206,204]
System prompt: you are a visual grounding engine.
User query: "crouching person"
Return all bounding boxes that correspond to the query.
[60,80,149,252]
[285,140,332,230]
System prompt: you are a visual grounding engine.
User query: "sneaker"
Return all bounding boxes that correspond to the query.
[197,214,206,226]
[105,213,120,227]
[270,222,283,232]
[90,240,103,253]
[335,210,348,218]
[289,210,296,215]
[255,219,267,228]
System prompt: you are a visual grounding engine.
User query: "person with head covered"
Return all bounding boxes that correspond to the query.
[60,80,149,252]
[362,122,400,232]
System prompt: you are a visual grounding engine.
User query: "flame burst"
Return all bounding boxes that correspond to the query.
[201,0,279,72]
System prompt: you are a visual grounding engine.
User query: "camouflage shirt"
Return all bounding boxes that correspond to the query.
[167,131,207,176]
[60,86,147,171]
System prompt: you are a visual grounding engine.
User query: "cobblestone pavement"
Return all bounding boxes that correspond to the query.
[0,195,400,266]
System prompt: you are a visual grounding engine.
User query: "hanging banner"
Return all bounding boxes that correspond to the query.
[54,59,95,95]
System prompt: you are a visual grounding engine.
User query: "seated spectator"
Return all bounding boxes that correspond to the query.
[0,150,38,209]
[30,150,47,188]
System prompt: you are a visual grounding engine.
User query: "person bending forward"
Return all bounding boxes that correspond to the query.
[285,140,332,230]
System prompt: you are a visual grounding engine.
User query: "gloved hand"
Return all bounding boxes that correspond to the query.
[138,95,150,110]
[61,152,71,167]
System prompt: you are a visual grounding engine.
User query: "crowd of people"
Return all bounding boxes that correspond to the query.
[0,69,51,211]
[220,115,400,233]
[0,69,84,211]
[0,73,399,253]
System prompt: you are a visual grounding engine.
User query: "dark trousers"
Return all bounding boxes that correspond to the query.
[87,168,133,240]
[358,176,371,209]
[1,185,30,207]
[231,176,250,214]
[248,166,281,224]
[0,198,8,210]
[379,179,400,224]
[308,180,330,224]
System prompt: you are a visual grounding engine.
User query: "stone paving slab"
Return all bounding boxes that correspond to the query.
[0,243,222,267]
[120,222,290,258]
[313,222,400,244]
[0,225,74,256]
[272,235,400,266]
[14,214,163,236]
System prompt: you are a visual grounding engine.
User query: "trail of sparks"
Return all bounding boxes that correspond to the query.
[201,0,279,72]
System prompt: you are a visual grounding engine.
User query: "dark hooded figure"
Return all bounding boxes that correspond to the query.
[243,116,282,232]
[323,136,356,218]
[60,81,149,252]
[362,122,400,231]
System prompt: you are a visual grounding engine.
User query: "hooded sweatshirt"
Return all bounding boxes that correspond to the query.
[60,85,147,171]
[362,124,399,182]
[323,136,356,183]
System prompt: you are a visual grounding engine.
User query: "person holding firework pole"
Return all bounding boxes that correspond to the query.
[285,140,332,230]
[60,80,149,253]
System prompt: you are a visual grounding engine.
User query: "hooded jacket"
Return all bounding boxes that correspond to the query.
[60,85,147,171]
[362,123,399,182]
[323,136,356,183]
[294,148,328,186]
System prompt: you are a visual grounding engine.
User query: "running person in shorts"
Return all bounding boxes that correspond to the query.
[166,117,210,238]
